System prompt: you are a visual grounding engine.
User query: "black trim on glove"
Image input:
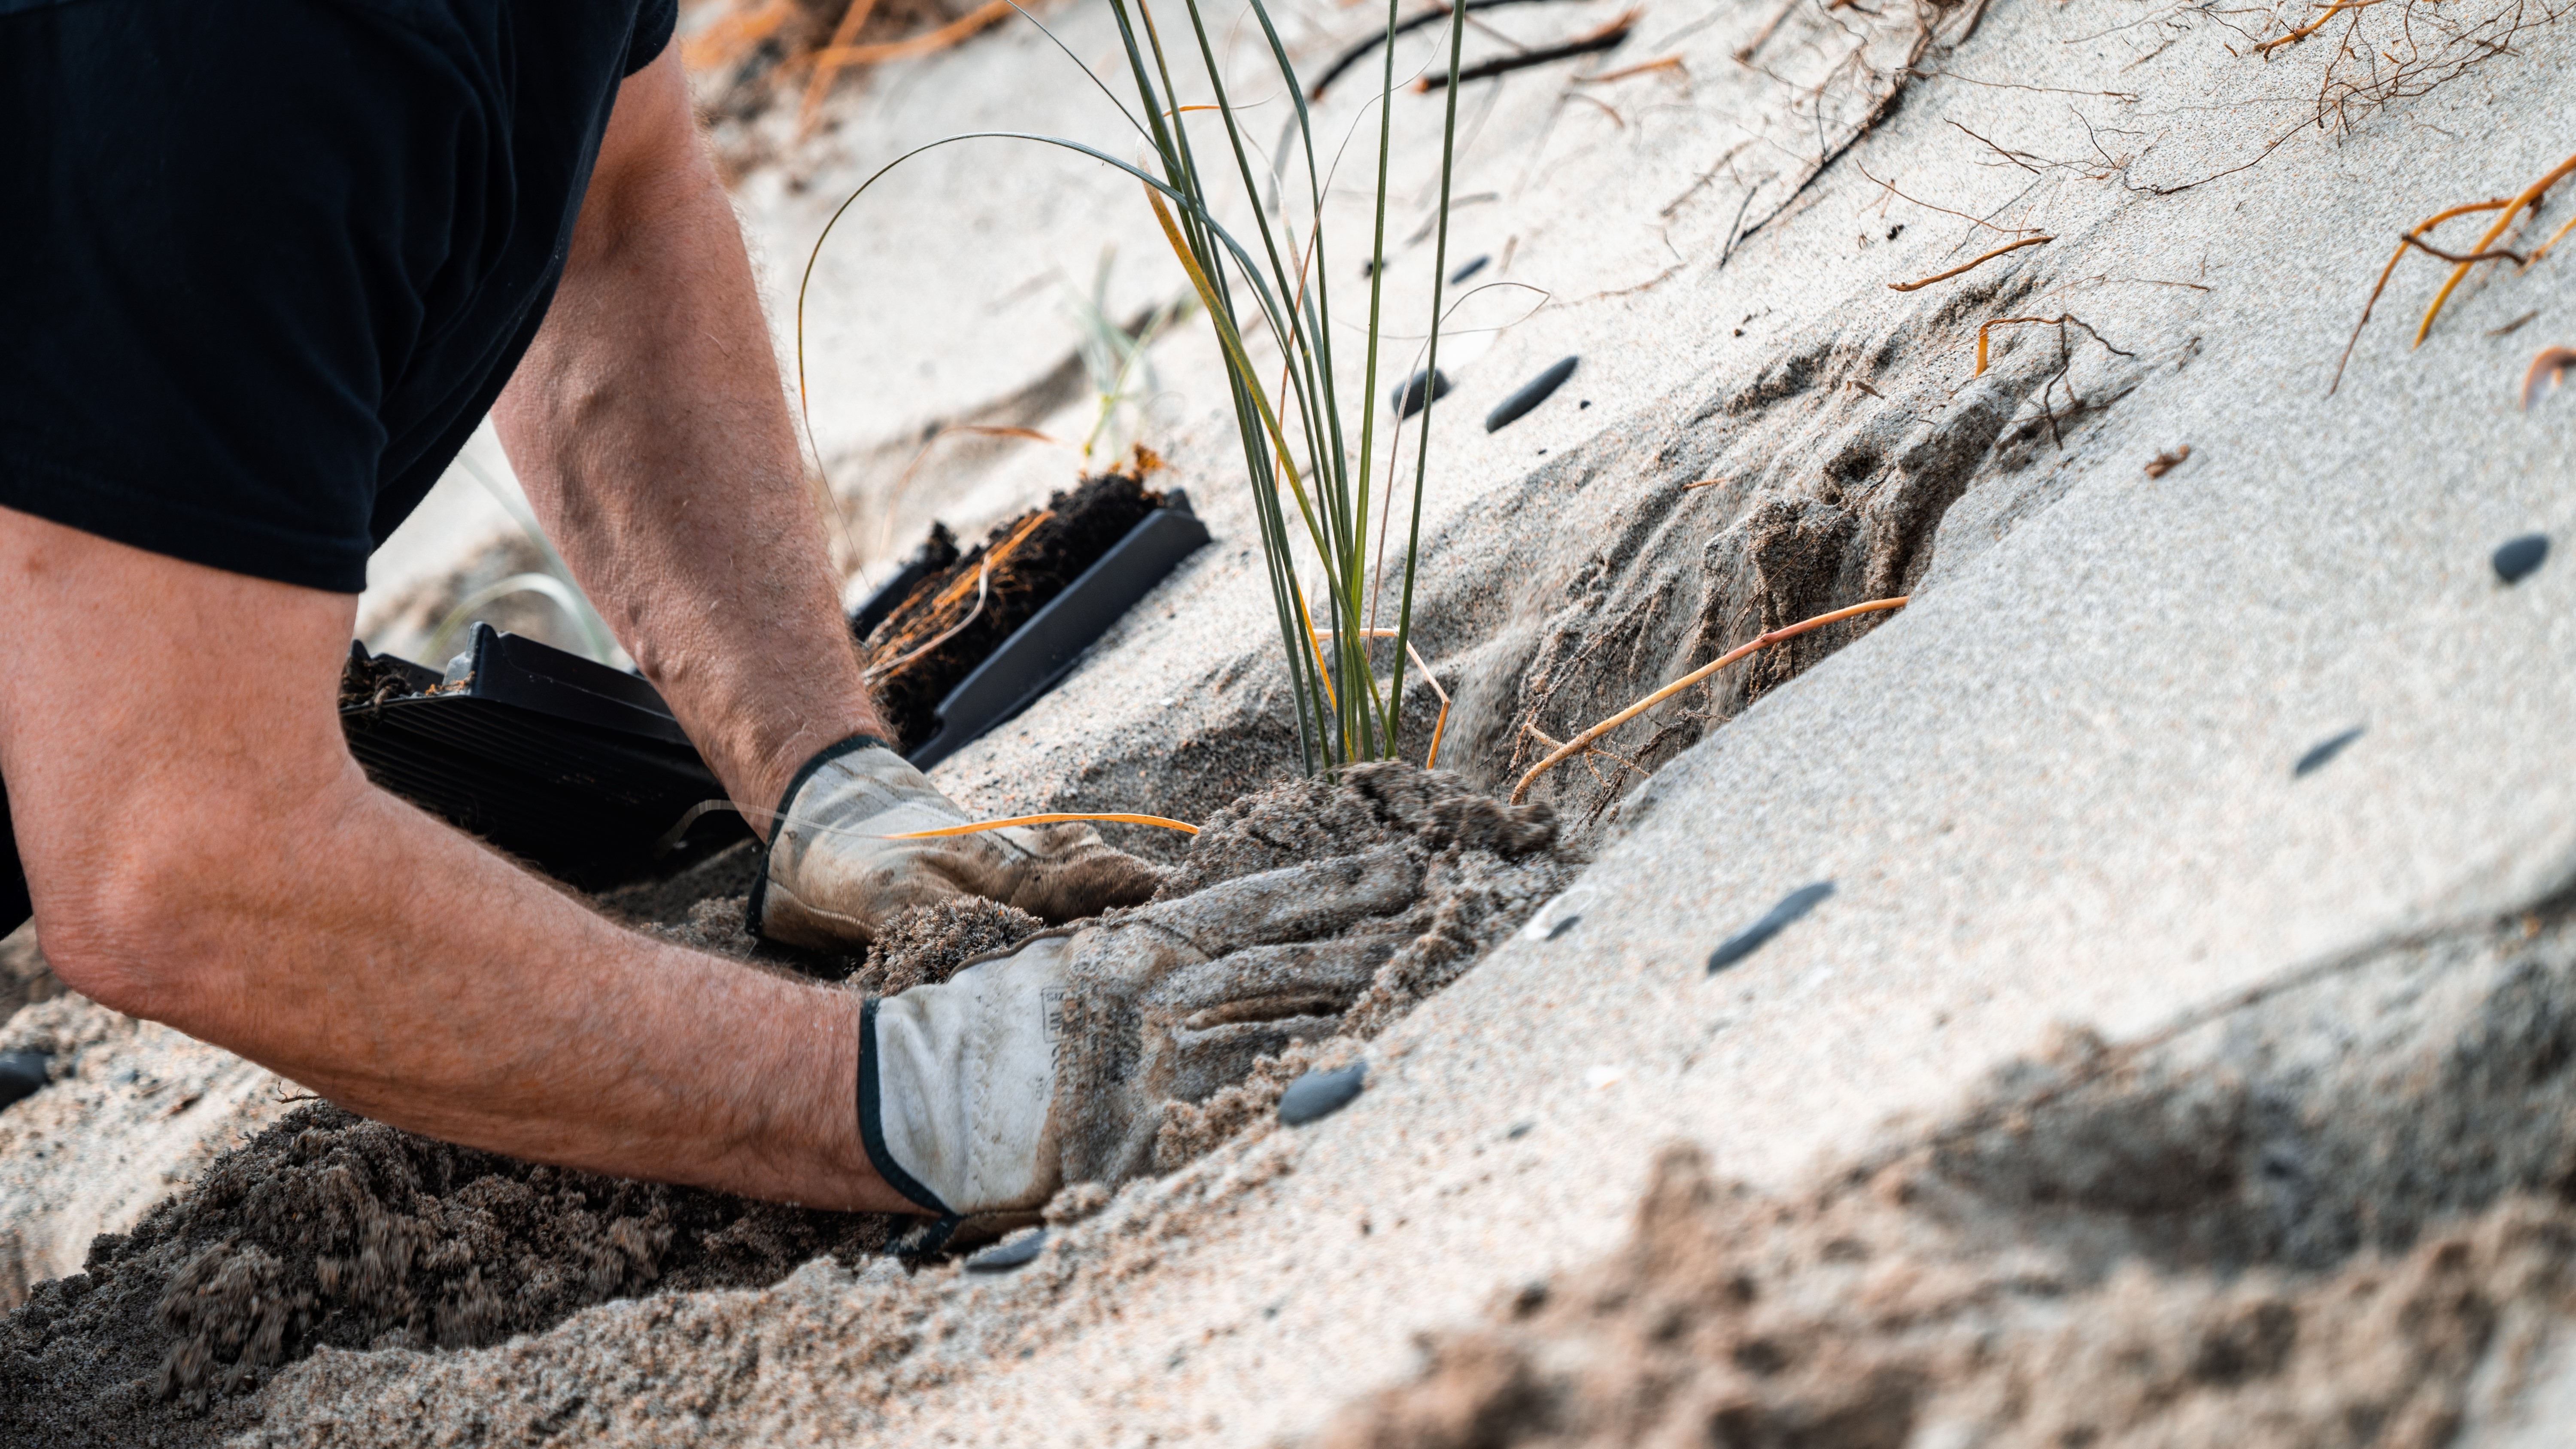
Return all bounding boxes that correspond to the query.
[857,995,957,1218]
[744,732,896,941]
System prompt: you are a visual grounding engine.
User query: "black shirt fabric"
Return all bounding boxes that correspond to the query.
[0,0,677,593]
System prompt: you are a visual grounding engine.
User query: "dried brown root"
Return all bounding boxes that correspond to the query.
[2328,199,2509,395]
[805,0,1019,69]
[2526,347,2576,410]
[2254,0,2384,53]
[1972,314,2129,377]
[2416,153,2576,347]
[1888,234,2053,293]
[1510,598,1910,805]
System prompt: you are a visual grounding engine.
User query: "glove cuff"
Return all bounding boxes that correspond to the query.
[856,938,1070,1217]
[857,996,957,1216]
[746,732,897,943]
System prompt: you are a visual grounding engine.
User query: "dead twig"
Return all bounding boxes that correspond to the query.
[797,0,885,135]
[2254,0,2382,53]
[1419,10,1637,89]
[1855,164,2046,239]
[1949,119,2046,174]
[2328,199,2508,394]
[2400,233,2531,267]
[2489,310,2540,337]
[2418,153,2576,346]
[1576,54,1685,82]
[1973,314,2133,376]
[806,0,1018,68]
[1306,0,1589,100]
[1734,0,1799,63]
[2527,346,2576,410]
[1511,598,1910,803]
[1889,234,2052,292]
[2143,444,2191,477]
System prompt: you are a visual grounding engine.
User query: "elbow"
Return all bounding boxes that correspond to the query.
[37,899,182,1022]
[30,837,232,1024]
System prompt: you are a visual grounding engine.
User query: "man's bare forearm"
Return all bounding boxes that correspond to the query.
[0,509,913,1210]
[494,52,884,823]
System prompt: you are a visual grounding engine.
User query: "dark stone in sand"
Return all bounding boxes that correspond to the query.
[1449,254,1489,283]
[1280,1063,1368,1125]
[1707,882,1835,973]
[2494,533,2549,584]
[966,1229,1050,1273]
[1392,368,1454,420]
[1546,913,1582,940]
[2293,727,2364,778]
[0,1049,46,1109]
[1486,356,1578,433]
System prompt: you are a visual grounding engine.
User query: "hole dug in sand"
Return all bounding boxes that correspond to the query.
[0,764,1581,1446]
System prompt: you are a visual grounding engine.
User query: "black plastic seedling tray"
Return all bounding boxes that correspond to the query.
[895,493,1209,770]
[340,625,750,889]
[331,495,1206,890]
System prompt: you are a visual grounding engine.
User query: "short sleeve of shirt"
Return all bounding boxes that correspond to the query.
[628,0,677,74]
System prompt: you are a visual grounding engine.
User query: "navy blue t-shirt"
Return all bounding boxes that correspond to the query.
[0,0,677,592]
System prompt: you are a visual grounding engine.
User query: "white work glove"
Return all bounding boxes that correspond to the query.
[860,845,1423,1222]
[752,736,1161,950]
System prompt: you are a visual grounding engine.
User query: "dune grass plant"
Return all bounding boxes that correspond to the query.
[798,0,1475,774]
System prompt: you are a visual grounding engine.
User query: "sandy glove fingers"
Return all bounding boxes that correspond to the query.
[757,738,1159,950]
[1142,935,1412,1104]
[998,823,1166,923]
[1135,845,1424,953]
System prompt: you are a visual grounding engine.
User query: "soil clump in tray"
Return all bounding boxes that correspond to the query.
[858,455,1166,750]
[0,765,1575,1446]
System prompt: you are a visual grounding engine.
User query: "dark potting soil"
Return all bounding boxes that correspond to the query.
[0,1105,899,1447]
[858,459,1165,751]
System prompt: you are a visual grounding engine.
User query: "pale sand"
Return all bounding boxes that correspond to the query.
[4,0,2575,1437]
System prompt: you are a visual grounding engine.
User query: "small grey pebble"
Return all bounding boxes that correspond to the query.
[2293,726,2364,778]
[965,1229,1049,1273]
[1707,882,1835,973]
[0,1051,51,1111]
[1391,368,1453,419]
[1486,356,1579,433]
[2494,533,2549,584]
[1506,1121,1536,1139]
[1279,1063,1367,1125]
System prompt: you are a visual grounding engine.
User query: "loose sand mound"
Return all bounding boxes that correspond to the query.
[0,765,1577,1446]
[1318,908,2576,1448]
[0,996,291,1319]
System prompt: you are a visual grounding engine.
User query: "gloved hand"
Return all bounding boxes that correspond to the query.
[752,736,1163,950]
[859,845,1423,1222]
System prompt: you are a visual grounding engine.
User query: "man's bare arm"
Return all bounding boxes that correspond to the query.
[0,512,915,1211]
[494,50,883,823]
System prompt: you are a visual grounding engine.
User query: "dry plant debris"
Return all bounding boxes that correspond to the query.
[2333,152,2576,393]
[2527,346,2576,409]
[1888,234,2053,293]
[1417,9,1639,90]
[2415,154,2576,345]
[1512,598,1910,804]
[1973,313,2126,378]
[2144,444,2192,477]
